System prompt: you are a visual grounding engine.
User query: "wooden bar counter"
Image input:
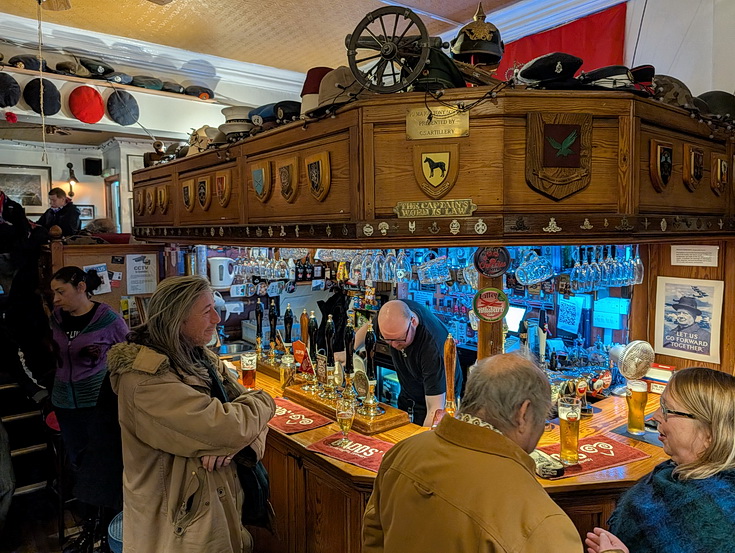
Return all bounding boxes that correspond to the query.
[250,371,667,553]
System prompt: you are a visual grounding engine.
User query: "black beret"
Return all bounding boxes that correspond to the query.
[185,85,214,100]
[273,100,301,123]
[578,65,634,89]
[131,76,163,90]
[162,81,184,94]
[103,72,133,85]
[519,52,583,84]
[23,78,61,115]
[107,89,140,126]
[0,73,21,108]
[78,57,114,76]
[9,54,47,71]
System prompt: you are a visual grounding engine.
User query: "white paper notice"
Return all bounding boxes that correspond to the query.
[670,245,719,267]
[82,263,112,295]
[126,254,158,295]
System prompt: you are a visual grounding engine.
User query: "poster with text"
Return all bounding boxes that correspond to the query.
[126,254,158,295]
[654,276,723,363]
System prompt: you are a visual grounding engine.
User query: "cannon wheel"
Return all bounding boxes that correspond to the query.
[345,6,430,94]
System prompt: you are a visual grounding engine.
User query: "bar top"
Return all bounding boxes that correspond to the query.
[256,372,668,493]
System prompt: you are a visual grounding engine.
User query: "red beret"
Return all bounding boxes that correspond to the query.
[69,86,104,124]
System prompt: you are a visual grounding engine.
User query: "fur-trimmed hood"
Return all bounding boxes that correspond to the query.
[108,342,170,378]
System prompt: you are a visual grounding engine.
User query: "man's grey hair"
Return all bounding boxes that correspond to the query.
[458,353,551,432]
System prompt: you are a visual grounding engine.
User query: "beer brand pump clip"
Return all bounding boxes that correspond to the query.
[357,322,385,417]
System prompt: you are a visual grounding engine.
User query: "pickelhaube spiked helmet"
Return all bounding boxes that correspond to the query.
[450,3,504,68]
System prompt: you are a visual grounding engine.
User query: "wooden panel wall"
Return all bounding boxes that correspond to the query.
[629,240,735,375]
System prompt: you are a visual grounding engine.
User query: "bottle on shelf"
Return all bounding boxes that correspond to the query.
[300,308,309,344]
[288,258,297,281]
[304,256,314,281]
[296,258,305,282]
[313,257,324,279]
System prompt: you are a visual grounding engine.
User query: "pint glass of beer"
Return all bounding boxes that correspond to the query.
[626,380,648,436]
[558,397,582,465]
[241,351,258,390]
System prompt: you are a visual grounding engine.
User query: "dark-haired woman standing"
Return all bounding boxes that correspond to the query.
[49,267,128,466]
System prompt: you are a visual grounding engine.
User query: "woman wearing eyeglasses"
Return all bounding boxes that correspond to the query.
[586,366,735,553]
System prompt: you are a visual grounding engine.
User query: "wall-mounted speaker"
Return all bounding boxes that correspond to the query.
[83,158,103,176]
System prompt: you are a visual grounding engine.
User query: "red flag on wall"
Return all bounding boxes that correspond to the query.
[495,3,627,80]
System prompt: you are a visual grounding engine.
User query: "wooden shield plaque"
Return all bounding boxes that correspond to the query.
[277,157,299,203]
[412,143,459,199]
[305,152,331,202]
[181,179,195,212]
[683,144,704,192]
[196,176,212,210]
[711,154,728,197]
[215,170,231,207]
[134,189,145,216]
[251,161,272,203]
[156,185,168,214]
[525,112,592,201]
[649,139,673,193]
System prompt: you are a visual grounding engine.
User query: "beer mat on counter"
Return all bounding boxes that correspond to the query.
[307,432,394,472]
[610,414,663,448]
[538,435,651,479]
[267,398,332,434]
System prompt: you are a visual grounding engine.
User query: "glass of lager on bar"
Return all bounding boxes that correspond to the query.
[558,397,582,465]
[335,397,355,447]
[241,351,258,390]
[626,380,648,436]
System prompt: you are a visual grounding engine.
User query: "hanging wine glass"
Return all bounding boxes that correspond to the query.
[349,251,365,282]
[395,249,412,283]
[569,246,583,293]
[383,249,397,284]
[370,250,386,283]
[633,244,644,285]
[462,261,479,290]
[588,246,602,291]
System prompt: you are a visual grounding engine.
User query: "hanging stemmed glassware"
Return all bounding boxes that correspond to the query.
[361,250,375,282]
[370,250,386,283]
[633,244,644,285]
[395,249,412,283]
[569,246,583,293]
[349,251,365,282]
[588,246,602,291]
[601,245,614,288]
[383,249,397,284]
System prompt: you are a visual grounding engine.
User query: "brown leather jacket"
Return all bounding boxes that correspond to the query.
[364,415,586,552]
[108,343,275,553]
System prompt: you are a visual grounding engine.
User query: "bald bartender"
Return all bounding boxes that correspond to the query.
[338,299,462,426]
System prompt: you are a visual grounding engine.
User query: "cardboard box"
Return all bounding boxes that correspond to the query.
[642,363,676,394]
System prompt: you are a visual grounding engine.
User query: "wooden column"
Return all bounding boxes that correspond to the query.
[476,274,504,361]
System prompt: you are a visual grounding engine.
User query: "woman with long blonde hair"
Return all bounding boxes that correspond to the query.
[586,366,735,553]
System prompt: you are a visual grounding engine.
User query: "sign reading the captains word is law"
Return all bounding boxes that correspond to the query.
[393,199,478,219]
[406,106,469,140]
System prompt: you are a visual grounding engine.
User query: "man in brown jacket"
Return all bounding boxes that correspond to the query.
[363,353,626,553]
[108,276,275,553]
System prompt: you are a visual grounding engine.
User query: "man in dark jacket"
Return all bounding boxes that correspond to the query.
[36,187,80,236]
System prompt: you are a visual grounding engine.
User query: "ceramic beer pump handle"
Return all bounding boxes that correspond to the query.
[344,321,355,375]
[255,299,263,339]
[269,299,278,343]
[283,304,293,344]
[300,309,309,344]
[308,310,319,363]
[444,333,457,417]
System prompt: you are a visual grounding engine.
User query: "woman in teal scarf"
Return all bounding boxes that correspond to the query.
[586,367,735,553]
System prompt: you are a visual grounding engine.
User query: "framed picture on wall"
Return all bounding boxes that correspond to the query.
[127,155,145,192]
[77,204,96,221]
[0,164,52,214]
[654,276,723,364]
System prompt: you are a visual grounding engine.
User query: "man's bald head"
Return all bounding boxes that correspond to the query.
[378,300,412,334]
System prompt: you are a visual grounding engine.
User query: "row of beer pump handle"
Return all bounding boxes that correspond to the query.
[250,298,457,420]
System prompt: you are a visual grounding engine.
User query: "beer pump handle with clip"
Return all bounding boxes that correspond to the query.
[358,321,384,417]
[342,320,358,403]
[300,309,309,344]
[283,303,293,344]
[325,314,335,367]
[443,333,457,418]
[269,299,278,344]
[538,309,548,366]
[308,311,319,365]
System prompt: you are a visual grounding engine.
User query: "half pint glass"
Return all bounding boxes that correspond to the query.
[241,351,258,390]
[626,380,648,436]
[558,397,581,466]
